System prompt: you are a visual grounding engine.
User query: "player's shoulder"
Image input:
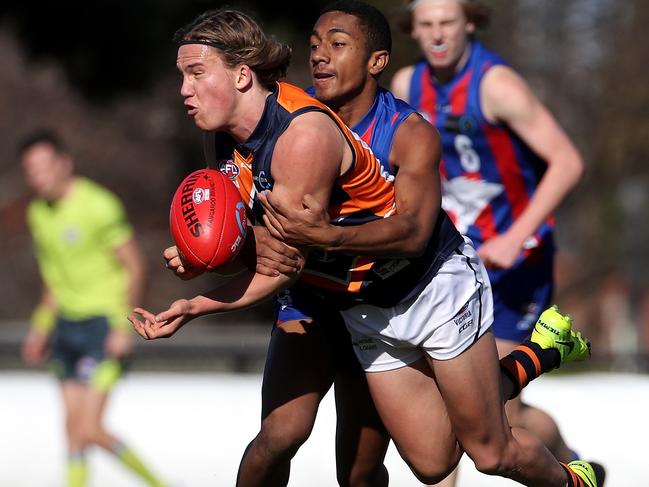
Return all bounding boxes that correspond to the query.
[390,64,416,100]
[75,177,125,214]
[397,111,437,139]
[481,64,529,98]
[276,81,326,113]
[481,64,538,120]
[392,112,440,165]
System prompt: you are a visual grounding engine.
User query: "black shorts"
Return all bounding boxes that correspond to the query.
[50,315,110,382]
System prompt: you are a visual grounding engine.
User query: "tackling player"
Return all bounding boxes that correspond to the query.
[130,7,598,487]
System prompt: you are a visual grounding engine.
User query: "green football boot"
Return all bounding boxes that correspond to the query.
[531,305,591,366]
[567,460,599,487]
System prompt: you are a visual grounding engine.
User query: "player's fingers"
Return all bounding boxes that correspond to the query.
[255,263,280,277]
[163,246,179,260]
[133,307,157,323]
[262,214,285,240]
[154,309,178,323]
[264,190,289,215]
[257,191,272,211]
[258,257,298,274]
[128,315,149,339]
[166,256,183,268]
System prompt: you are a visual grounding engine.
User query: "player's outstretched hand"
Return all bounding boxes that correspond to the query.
[129,301,192,340]
[258,191,335,248]
[163,245,202,280]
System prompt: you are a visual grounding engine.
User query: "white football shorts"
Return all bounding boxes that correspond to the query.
[341,238,494,372]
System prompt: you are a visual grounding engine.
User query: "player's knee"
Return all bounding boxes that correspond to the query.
[65,416,85,443]
[407,451,461,485]
[254,419,312,461]
[467,442,516,477]
[78,425,103,447]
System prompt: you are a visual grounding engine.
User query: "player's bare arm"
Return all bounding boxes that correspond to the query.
[478,65,584,268]
[261,113,441,258]
[21,285,56,366]
[130,112,343,340]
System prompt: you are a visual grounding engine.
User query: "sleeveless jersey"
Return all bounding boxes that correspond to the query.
[27,177,133,329]
[216,82,458,308]
[350,86,464,298]
[407,40,554,272]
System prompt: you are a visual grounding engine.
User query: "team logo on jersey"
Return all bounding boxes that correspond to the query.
[62,226,81,244]
[220,160,240,181]
[459,115,479,135]
[192,188,210,204]
[444,114,479,135]
[254,170,271,190]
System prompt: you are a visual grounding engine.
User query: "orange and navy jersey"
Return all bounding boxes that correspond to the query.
[215,82,443,307]
[408,40,554,275]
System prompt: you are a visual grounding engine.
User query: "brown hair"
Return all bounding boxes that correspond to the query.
[174,8,292,89]
[395,0,491,35]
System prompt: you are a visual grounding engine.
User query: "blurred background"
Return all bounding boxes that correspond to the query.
[1,1,648,486]
[0,0,648,370]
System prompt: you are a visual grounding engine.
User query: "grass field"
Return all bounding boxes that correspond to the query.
[1,371,643,486]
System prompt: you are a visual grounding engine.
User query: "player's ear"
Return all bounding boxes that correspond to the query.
[465,21,476,35]
[368,50,389,77]
[235,65,253,90]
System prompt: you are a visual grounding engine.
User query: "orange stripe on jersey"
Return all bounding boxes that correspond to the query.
[219,82,400,296]
[275,83,396,224]
[227,151,255,210]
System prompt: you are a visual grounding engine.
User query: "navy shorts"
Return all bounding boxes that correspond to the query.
[50,315,110,383]
[275,284,357,366]
[488,242,554,342]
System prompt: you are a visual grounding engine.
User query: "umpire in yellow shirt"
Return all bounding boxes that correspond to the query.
[19,129,166,487]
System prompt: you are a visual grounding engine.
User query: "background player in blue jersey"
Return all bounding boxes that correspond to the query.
[390,0,604,484]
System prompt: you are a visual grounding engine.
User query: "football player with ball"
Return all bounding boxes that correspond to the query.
[129,6,596,487]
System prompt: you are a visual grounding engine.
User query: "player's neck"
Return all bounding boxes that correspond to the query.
[429,43,471,85]
[47,176,75,203]
[228,86,273,143]
[333,81,378,128]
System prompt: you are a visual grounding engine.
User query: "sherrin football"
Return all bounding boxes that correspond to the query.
[170,168,247,271]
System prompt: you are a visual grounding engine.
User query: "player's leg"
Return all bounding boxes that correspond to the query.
[78,317,165,486]
[364,357,462,485]
[61,381,89,487]
[332,319,390,487]
[52,317,89,487]
[490,246,579,462]
[237,317,336,487]
[432,330,574,485]
[430,243,595,486]
[497,338,576,462]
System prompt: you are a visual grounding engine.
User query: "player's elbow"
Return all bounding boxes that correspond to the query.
[398,221,430,258]
[557,145,585,188]
[572,154,585,185]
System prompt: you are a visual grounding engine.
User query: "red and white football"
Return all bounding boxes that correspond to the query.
[169,168,247,271]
